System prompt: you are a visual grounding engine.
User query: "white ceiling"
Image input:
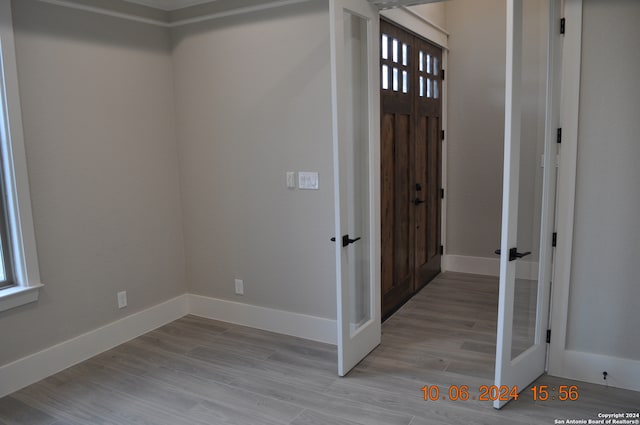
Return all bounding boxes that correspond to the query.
[122,0,216,11]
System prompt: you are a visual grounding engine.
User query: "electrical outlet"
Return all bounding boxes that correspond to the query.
[117,291,127,309]
[234,279,244,295]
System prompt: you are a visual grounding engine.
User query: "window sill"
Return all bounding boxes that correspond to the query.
[0,283,43,313]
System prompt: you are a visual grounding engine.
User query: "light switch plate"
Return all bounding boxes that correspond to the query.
[298,172,319,190]
[286,172,296,189]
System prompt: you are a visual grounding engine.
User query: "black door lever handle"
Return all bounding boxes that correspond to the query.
[331,235,361,247]
[414,198,425,206]
[342,235,361,247]
[495,247,532,262]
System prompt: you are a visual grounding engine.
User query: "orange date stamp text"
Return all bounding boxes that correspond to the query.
[420,384,580,402]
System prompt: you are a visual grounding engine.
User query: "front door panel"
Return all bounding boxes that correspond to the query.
[380,20,442,319]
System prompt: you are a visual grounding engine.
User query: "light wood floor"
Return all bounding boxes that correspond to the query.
[1,272,637,424]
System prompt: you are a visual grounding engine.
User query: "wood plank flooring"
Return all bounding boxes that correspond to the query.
[1,272,638,424]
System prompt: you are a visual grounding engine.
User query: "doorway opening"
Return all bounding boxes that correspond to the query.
[371,0,558,408]
[380,18,443,320]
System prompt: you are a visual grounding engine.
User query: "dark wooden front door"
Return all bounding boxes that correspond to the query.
[381,20,442,319]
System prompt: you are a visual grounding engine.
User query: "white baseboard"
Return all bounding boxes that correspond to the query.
[5,288,638,399]
[550,350,640,393]
[0,294,189,398]
[443,254,538,281]
[0,292,336,399]
[188,294,337,345]
[443,255,500,276]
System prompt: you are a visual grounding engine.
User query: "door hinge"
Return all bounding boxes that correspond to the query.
[546,329,552,343]
[441,130,445,141]
[440,188,445,199]
[441,69,445,80]
[439,245,444,255]
[560,18,565,34]
[552,232,557,247]
[557,128,562,144]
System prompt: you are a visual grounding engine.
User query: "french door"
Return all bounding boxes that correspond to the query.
[494,0,559,408]
[329,0,381,376]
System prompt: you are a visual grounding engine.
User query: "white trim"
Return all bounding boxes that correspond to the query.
[0,292,338,399]
[0,283,43,312]
[0,0,43,311]
[38,0,313,28]
[548,0,582,382]
[0,295,189,398]
[440,49,448,268]
[552,350,640,393]
[188,294,336,345]
[444,255,500,276]
[38,0,170,27]
[122,0,213,11]
[494,0,525,407]
[380,7,448,49]
[443,255,538,281]
[168,0,312,27]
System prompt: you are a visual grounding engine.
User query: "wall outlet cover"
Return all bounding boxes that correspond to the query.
[117,291,127,309]
[234,279,244,295]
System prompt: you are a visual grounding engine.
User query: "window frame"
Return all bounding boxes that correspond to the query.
[0,0,43,312]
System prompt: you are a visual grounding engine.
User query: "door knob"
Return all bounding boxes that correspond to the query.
[414,198,425,206]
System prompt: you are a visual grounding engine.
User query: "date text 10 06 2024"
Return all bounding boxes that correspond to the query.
[420,384,580,402]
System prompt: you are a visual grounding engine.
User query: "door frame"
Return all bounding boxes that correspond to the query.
[547,0,584,384]
[548,0,640,392]
[333,0,567,385]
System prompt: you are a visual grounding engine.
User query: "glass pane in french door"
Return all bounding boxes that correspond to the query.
[511,0,549,360]
[343,11,372,335]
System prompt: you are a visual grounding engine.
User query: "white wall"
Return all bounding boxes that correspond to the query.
[565,0,640,360]
[444,0,505,259]
[0,0,185,366]
[444,0,548,270]
[171,2,336,319]
[408,3,446,28]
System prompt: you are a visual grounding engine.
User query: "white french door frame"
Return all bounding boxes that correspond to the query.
[330,0,381,377]
[329,0,566,389]
[493,0,562,408]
